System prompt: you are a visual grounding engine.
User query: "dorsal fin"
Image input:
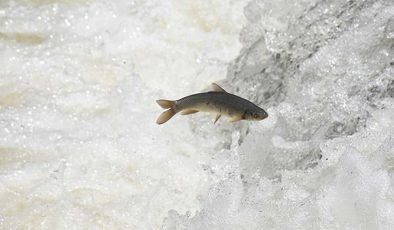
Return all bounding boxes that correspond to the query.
[211,83,226,92]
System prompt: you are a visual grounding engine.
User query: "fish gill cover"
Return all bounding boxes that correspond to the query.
[0,0,393,229]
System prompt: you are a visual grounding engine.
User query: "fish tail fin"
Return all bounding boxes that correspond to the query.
[156,109,176,124]
[156,99,177,124]
[156,99,176,109]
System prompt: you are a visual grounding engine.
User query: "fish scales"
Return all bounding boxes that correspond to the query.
[176,92,258,115]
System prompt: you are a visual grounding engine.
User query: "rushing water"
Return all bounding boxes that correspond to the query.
[1,0,394,229]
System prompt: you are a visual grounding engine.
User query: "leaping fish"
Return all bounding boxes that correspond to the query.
[156,83,268,125]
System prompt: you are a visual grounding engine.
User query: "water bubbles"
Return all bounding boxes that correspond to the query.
[52,4,58,13]
[64,19,71,26]
[4,127,10,134]
[384,17,394,39]
[4,18,13,26]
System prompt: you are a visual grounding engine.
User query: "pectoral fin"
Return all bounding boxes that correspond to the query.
[228,116,242,123]
[214,114,221,124]
[181,109,199,115]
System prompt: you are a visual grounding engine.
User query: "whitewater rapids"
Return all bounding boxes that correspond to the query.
[1,0,394,229]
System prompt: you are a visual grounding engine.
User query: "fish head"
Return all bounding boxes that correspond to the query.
[243,107,268,121]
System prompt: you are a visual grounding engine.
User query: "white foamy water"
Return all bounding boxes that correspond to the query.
[1,0,394,229]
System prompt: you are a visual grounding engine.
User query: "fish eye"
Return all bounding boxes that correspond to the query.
[253,113,259,119]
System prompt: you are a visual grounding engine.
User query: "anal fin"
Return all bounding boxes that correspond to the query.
[181,109,199,115]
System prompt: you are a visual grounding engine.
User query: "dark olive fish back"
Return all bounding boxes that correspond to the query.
[176,92,258,112]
